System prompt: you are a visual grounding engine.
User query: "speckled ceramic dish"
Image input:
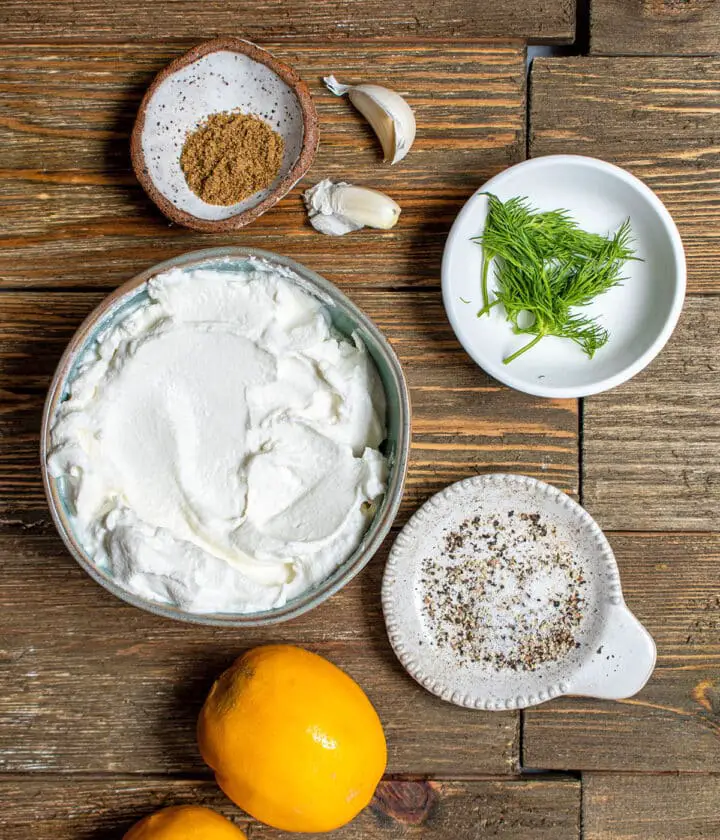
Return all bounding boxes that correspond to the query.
[382,473,656,710]
[131,38,319,231]
[41,248,410,627]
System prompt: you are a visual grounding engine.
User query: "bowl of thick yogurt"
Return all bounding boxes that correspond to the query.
[41,248,410,626]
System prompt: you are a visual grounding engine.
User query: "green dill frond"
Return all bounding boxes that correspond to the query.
[472,193,637,364]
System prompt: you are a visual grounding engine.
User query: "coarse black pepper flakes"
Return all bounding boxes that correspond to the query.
[419,509,587,672]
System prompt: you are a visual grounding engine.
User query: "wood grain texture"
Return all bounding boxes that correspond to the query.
[530,56,720,294]
[0,1,575,43]
[0,529,519,775]
[584,773,720,840]
[582,299,719,531]
[0,777,581,840]
[0,286,576,776]
[0,42,525,289]
[524,533,720,772]
[0,37,577,781]
[591,0,720,56]
[0,289,578,527]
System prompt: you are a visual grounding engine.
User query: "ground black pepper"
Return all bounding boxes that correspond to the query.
[419,509,587,672]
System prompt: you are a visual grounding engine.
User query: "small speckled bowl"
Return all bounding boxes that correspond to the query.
[382,474,656,709]
[131,38,319,231]
[41,248,410,627]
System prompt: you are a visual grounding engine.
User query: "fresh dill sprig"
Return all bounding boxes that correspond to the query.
[472,194,637,364]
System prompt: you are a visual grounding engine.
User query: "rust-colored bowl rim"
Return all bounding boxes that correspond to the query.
[130,37,319,232]
[40,247,411,627]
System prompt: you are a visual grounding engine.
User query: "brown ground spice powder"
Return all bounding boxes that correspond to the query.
[180,111,284,206]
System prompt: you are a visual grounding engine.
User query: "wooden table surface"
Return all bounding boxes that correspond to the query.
[0,3,718,838]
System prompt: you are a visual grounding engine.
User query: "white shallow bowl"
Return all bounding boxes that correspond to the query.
[382,474,656,710]
[442,155,686,398]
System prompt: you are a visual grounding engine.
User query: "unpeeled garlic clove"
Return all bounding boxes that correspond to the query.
[304,179,401,236]
[324,75,416,164]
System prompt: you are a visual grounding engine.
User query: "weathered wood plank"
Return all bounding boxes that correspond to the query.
[0,777,581,840]
[591,0,720,56]
[582,298,719,531]
[584,773,720,840]
[0,530,519,774]
[0,42,525,289]
[530,57,720,294]
[0,1,575,43]
[524,533,720,772]
[0,289,578,527]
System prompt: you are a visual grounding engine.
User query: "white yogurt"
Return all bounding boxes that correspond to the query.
[48,264,388,614]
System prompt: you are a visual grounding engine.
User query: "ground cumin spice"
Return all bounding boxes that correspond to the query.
[180,111,284,206]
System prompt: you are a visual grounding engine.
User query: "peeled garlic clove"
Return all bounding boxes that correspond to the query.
[332,184,401,229]
[304,179,401,236]
[324,75,416,165]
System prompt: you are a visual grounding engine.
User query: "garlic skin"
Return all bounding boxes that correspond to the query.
[324,75,416,164]
[304,179,401,236]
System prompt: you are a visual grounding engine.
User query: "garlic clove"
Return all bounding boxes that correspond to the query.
[304,179,401,236]
[332,183,401,229]
[323,75,416,165]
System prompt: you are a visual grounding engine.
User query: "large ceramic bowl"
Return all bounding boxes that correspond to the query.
[41,248,410,626]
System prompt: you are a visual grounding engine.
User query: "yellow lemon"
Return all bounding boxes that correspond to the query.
[197,645,387,832]
[122,805,246,839]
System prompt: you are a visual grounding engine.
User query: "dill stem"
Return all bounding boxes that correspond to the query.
[503,333,544,365]
[478,254,492,316]
[477,299,500,317]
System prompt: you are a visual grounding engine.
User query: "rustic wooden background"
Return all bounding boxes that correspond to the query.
[0,1,718,838]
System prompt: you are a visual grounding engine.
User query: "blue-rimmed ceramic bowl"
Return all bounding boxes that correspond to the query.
[40,247,411,626]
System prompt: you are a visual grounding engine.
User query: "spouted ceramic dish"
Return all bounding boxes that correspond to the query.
[131,37,319,231]
[382,473,656,710]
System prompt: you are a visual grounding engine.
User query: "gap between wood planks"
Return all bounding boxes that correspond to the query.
[0,771,581,781]
[0,284,458,295]
[526,0,592,513]
[0,36,530,48]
